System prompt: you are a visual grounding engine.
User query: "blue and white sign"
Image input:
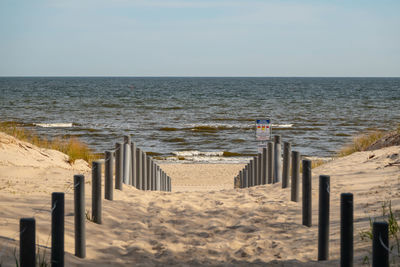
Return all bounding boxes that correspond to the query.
[256,119,271,141]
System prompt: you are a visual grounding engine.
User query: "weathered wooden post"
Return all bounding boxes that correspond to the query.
[131,142,137,187]
[161,171,165,191]
[20,218,36,267]
[152,161,156,190]
[146,156,151,190]
[262,147,267,184]
[115,142,123,190]
[282,142,291,188]
[243,166,248,188]
[302,159,312,227]
[123,136,130,185]
[291,151,300,202]
[141,151,147,190]
[51,192,64,267]
[267,142,274,184]
[136,148,142,190]
[254,156,258,186]
[74,175,85,258]
[249,159,254,187]
[257,153,262,185]
[341,193,353,267]
[92,161,102,224]
[318,175,330,261]
[156,165,161,190]
[105,151,113,200]
[274,135,282,183]
[372,221,389,267]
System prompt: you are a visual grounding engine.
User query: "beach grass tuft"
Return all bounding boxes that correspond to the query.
[338,130,384,157]
[0,122,100,165]
[311,159,326,169]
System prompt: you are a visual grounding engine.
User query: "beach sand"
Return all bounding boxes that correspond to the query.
[1,131,400,266]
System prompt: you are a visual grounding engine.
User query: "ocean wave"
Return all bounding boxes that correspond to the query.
[159,155,251,164]
[34,123,74,128]
[159,123,293,133]
[173,150,224,157]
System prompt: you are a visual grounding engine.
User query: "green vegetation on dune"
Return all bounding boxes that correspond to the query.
[0,122,100,165]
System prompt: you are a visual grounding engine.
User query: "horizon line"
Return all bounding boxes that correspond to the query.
[1,75,400,78]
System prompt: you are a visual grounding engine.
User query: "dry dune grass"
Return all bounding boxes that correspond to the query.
[338,130,384,157]
[0,122,99,164]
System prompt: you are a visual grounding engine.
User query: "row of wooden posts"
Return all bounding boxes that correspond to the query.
[115,135,172,192]
[234,134,390,266]
[17,136,172,266]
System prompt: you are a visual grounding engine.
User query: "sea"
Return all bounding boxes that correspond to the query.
[1,77,399,163]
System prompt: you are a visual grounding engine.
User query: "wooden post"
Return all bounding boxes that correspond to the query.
[282,142,291,188]
[105,151,113,200]
[51,192,64,267]
[74,175,85,258]
[20,218,36,267]
[92,161,102,224]
[291,151,300,202]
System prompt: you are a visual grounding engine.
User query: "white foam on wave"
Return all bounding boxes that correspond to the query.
[34,123,73,128]
[271,124,293,128]
[173,150,224,157]
[168,150,251,163]
[162,155,251,164]
[187,123,293,129]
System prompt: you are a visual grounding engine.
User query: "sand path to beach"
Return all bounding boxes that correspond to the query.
[1,132,400,266]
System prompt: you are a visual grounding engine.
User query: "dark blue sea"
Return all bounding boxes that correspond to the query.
[1,77,399,162]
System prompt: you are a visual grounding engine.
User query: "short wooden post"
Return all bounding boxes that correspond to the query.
[302,159,312,227]
[74,175,85,258]
[247,160,251,187]
[152,161,156,190]
[267,142,274,184]
[131,142,137,187]
[105,151,113,200]
[20,218,35,267]
[141,151,147,190]
[146,156,151,190]
[257,153,262,185]
[156,165,161,190]
[115,142,123,190]
[51,192,64,267]
[123,136,130,185]
[274,135,281,183]
[161,171,165,191]
[136,148,142,190]
[243,166,248,188]
[92,161,102,224]
[254,156,258,185]
[291,151,300,202]
[341,193,353,267]
[373,221,389,267]
[262,147,267,184]
[282,142,291,188]
[318,175,330,261]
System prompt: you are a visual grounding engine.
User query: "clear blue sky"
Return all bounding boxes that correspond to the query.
[0,0,399,76]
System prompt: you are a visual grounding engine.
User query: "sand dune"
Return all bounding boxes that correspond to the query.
[0,131,400,266]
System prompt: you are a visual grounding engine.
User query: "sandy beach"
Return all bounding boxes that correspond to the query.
[1,131,400,266]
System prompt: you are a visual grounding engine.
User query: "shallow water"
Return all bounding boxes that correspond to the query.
[1,77,399,161]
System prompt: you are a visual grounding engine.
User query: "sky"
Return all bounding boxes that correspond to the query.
[0,0,399,77]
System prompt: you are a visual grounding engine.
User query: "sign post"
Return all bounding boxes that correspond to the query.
[256,119,271,153]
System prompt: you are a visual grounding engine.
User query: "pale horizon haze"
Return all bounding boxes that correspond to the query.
[0,0,399,77]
